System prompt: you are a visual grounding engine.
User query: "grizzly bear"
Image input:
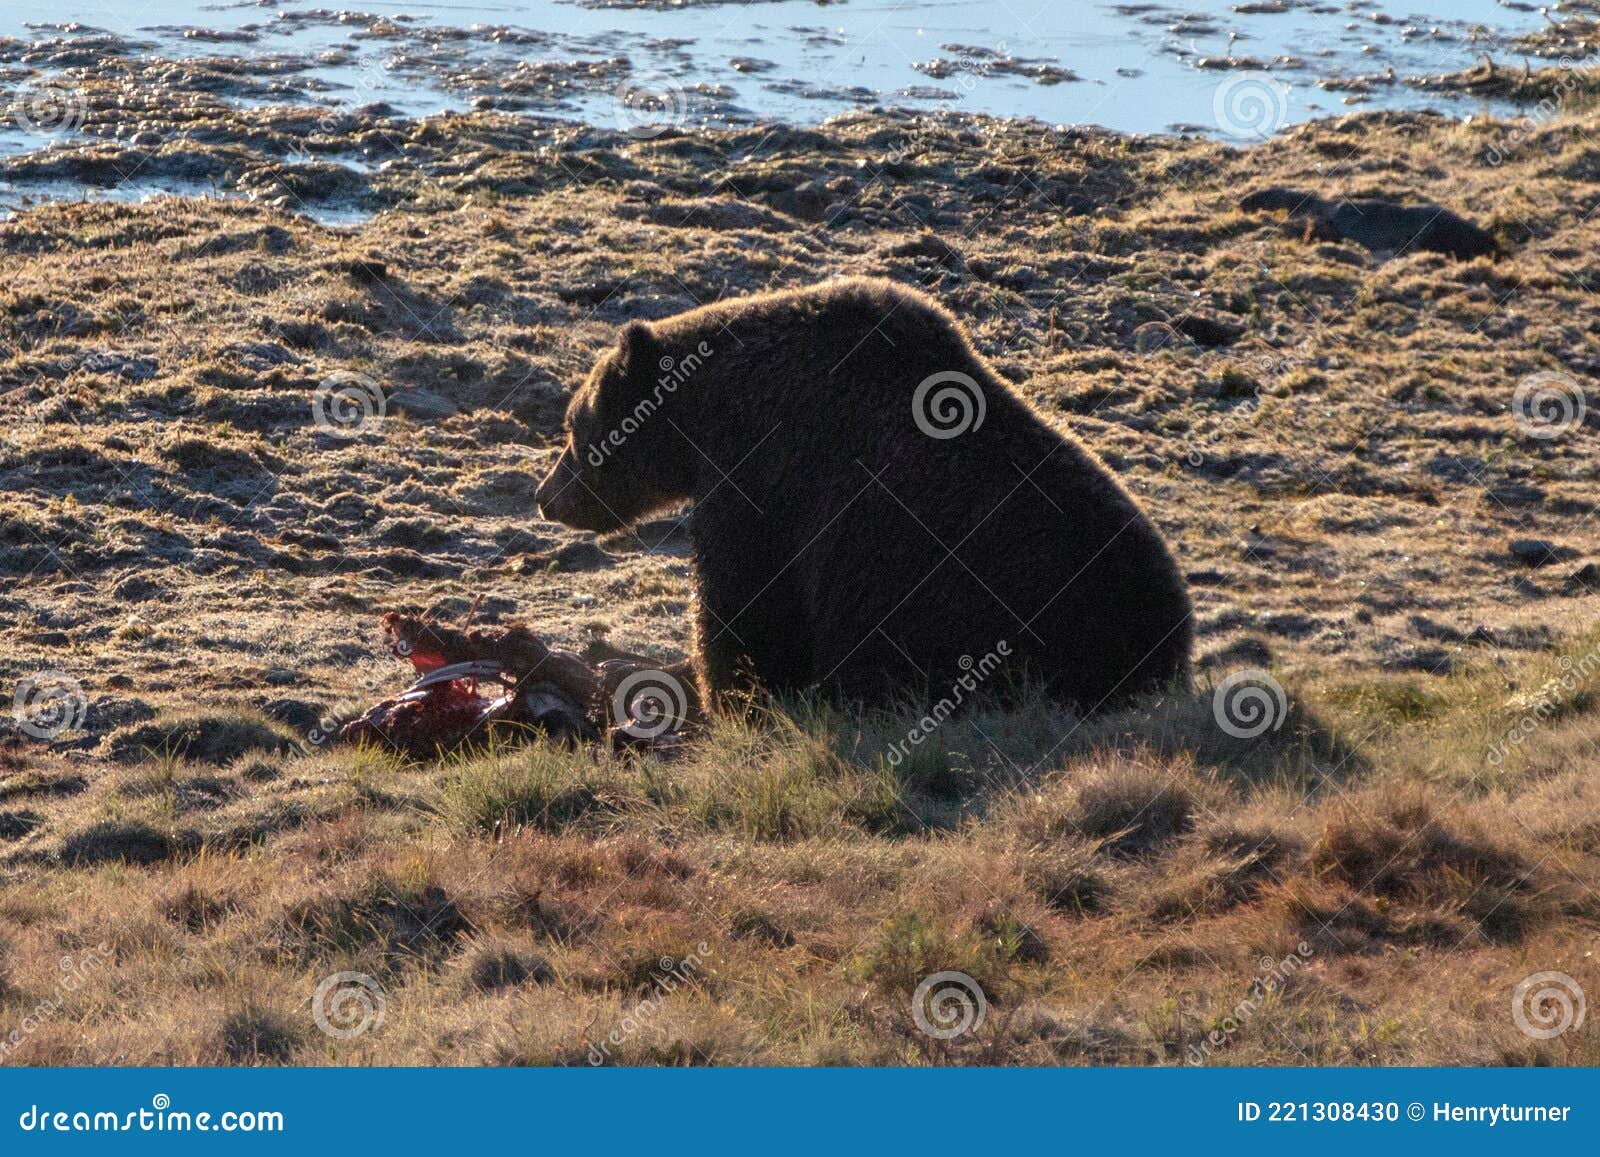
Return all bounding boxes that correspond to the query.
[535,278,1192,714]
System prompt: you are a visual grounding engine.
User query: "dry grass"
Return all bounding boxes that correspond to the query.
[2,637,1599,1065]
[2,104,1599,1064]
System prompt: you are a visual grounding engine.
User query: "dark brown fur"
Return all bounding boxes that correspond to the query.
[536,278,1193,713]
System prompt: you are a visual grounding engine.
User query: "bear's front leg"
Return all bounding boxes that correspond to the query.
[689,507,814,713]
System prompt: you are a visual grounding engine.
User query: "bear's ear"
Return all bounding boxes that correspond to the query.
[614,320,662,376]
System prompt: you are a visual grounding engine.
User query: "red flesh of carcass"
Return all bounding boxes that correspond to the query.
[338,613,600,759]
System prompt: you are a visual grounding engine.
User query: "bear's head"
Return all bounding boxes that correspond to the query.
[536,320,699,533]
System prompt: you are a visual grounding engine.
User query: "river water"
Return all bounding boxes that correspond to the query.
[0,0,1559,136]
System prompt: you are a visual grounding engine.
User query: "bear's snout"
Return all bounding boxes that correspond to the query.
[535,453,578,522]
[537,451,622,532]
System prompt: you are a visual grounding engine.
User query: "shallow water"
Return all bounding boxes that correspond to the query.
[0,0,1568,222]
[1,0,1556,135]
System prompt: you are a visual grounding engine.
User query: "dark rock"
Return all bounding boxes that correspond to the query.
[1566,561,1600,590]
[1509,538,1579,567]
[1240,187,1498,260]
[1175,314,1242,348]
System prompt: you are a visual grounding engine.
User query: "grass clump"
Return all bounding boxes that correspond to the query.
[219,1006,302,1064]
[104,710,301,767]
[274,875,474,976]
[432,742,616,834]
[463,942,555,991]
[61,819,182,866]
